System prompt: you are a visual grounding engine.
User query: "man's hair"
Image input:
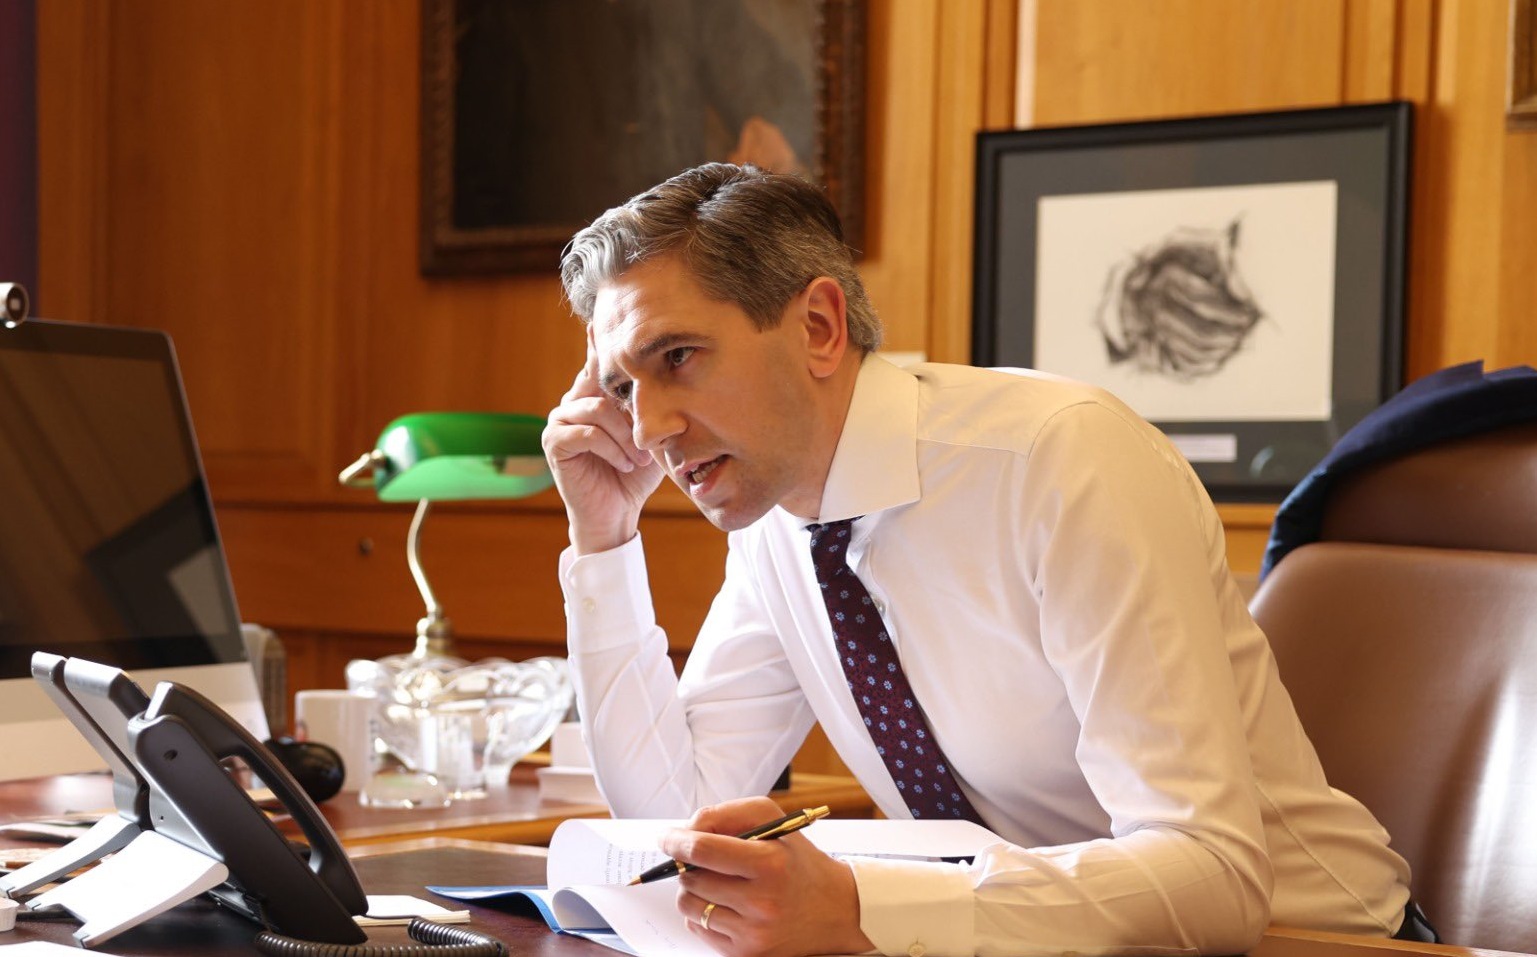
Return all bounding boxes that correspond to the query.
[560,163,882,353]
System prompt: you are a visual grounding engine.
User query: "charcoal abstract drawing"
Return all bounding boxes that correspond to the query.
[1096,218,1265,383]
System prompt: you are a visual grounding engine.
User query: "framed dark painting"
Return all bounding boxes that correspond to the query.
[972,102,1412,502]
[1512,0,1537,128]
[420,0,867,275]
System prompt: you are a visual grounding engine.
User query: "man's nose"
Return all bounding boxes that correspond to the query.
[630,385,685,451]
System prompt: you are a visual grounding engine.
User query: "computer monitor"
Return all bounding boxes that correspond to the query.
[0,318,268,780]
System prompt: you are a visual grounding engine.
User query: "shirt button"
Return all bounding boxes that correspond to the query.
[581,597,598,614]
[908,944,926,957]
[874,599,886,615]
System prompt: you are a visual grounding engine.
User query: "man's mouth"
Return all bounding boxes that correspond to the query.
[684,456,725,487]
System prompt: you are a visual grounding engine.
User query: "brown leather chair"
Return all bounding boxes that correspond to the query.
[1249,423,1537,952]
[1317,421,1537,554]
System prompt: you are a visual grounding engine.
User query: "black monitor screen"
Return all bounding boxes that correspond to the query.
[0,320,245,677]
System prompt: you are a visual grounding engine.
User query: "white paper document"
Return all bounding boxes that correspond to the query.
[357,894,471,926]
[429,816,1001,957]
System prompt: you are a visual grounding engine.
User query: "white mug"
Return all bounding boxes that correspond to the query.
[293,689,374,792]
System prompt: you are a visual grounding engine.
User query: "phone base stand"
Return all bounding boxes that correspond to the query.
[0,815,141,899]
[25,830,229,948]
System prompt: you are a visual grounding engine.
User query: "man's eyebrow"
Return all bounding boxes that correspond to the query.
[598,331,710,396]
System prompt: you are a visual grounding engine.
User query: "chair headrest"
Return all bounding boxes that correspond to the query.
[1320,421,1537,554]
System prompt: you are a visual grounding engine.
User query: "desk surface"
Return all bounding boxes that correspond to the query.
[2,837,1525,957]
[0,767,875,847]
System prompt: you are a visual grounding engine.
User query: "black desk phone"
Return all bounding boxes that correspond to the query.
[23,653,367,945]
[16,654,508,955]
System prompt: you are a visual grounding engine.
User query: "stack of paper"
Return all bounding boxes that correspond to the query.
[430,816,1001,957]
[536,722,604,806]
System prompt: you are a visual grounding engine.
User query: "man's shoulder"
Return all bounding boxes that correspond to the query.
[905,361,1131,450]
[908,360,1108,400]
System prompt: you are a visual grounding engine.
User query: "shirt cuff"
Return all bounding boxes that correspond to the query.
[559,535,658,651]
[849,857,975,957]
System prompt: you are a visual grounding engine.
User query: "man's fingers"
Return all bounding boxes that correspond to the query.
[562,357,603,404]
[675,889,733,933]
[544,398,637,475]
[551,394,629,442]
[553,386,653,471]
[545,419,640,474]
[686,797,783,835]
[663,828,797,881]
[560,334,606,403]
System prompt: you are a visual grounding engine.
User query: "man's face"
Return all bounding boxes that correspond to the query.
[591,256,823,530]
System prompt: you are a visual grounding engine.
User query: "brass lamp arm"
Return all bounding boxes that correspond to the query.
[406,499,442,620]
[339,449,385,488]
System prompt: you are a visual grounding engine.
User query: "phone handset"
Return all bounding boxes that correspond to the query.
[128,681,369,944]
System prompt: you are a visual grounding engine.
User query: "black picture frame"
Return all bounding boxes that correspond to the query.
[420,0,867,276]
[972,102,1412,503]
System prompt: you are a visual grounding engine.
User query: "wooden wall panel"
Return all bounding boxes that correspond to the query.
[34,0,108,327]
[101,1,341,500]
[928,0,1018,366]
[1412,0,1507,376]
[1032,0,1350,126]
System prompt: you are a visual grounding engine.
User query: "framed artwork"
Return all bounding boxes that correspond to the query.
[419,0,867,275]
[972,103,1412,502]
[1512,0,1537,127]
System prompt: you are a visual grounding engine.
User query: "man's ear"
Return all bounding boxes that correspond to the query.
[801,276,849,379]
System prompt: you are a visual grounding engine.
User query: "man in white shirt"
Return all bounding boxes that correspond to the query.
[542,163,1415,957]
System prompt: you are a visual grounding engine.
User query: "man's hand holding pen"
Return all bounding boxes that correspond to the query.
[658,796,875,957]
[630,805,830,885]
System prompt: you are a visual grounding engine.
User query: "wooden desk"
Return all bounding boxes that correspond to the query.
[0,767,875,848]
[286,768,874,847]
[1,836,1525,957]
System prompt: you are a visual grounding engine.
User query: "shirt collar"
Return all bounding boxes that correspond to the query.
[806,353,920,523]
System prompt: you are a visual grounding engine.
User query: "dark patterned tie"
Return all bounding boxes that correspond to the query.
[808,518,982,822]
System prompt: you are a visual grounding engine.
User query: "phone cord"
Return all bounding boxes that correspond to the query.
[253,917,507,957]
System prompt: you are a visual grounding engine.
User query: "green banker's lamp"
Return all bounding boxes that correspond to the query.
[339,412,552,660]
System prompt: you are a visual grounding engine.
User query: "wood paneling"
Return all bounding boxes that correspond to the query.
[34,0,108,327]
[1032,0,1350,126]
[106,2,340,499]
[928,0,1019,366]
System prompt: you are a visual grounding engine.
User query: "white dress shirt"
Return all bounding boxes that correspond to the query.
[560,355,1411,957]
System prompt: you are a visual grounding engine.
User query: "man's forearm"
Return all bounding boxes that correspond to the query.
[561,536,700,816]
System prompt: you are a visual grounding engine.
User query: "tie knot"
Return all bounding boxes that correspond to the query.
[807,518,858,582]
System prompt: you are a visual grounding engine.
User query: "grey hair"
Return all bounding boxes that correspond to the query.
[560,163,882,353]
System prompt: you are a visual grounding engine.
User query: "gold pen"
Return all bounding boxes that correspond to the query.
[626,805,831,885]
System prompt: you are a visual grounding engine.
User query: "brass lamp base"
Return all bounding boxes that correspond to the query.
[414,613,455,660]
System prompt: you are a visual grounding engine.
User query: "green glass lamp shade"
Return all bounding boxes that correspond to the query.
[367,412,552,502]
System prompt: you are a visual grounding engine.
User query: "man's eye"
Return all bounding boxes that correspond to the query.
[612,383,633,406]
[665,346,695,367]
